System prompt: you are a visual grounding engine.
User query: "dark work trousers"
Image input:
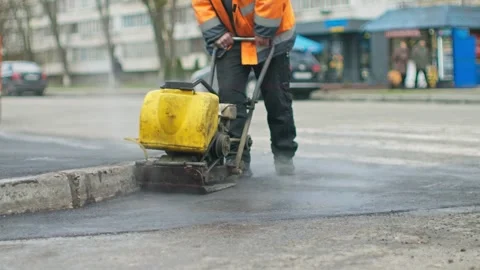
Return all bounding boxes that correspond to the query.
[415,68,429,88]
[216,44,298,165]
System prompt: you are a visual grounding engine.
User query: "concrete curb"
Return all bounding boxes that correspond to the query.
[0,162,140,216]
[313,95,480,104]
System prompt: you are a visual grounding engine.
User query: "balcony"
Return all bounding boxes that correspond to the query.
[394,0,480,8]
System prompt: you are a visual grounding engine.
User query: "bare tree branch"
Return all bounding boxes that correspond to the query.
[8,0,34,61]
[40,0,72,86]
[141,0,178,81]
[0,0,12,42]
[96,0,118,87]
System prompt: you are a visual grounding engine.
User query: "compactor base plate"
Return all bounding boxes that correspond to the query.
[135,158,237,194]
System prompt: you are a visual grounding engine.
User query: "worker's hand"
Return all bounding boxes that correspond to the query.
[255,36,271,47]
[215,32,234,49]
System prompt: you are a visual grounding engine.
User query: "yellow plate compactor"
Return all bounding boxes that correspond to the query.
[129,37,275,194]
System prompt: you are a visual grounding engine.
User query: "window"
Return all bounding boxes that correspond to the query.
[32,27,53,44]
[80,0,90,8]
[60,23,78,34]
[72,47,108,62]
[67,0,76,9]
[122,13,151,28]
[175,39,190,56]
[175,7,195,24]
[57,0,95,13]
[293,0,351,10]
[122,42,156,59]
[57,0,67,13]
[191,38,205,53]
[164,6,196,25]
[1,63,12,74]
[78,20,102,35]
[12,62,42,72]
[34,50,61,64]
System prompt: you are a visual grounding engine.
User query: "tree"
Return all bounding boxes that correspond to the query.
[40,0,71,86]
[95,0,117,88]
[8,0,34,61]
[140,0,178,81]
[0,0,11,47]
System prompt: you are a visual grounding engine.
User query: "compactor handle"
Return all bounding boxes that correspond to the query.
[209,36,273,87]
[209,37,256,87]
[232,37,256,42]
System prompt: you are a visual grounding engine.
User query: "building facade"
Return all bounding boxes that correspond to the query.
[294,0,480,85]
[3,0,207,84]
[364,0,480,87]
[1,0,480,86]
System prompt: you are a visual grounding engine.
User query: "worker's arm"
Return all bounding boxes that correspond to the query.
[192,0,229,46]
[254,0,286,39]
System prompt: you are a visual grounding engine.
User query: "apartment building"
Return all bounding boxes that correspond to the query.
[2,0,392,80]
[24,0,204,78]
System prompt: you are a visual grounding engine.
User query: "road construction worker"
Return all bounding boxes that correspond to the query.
[192,0,298,177]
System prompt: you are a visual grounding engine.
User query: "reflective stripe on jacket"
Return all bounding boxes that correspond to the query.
[192,0,297,65]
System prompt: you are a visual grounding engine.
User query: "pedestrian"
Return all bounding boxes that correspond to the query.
[411,40,430,88]
[192,0,298,177]
[392,40,409,88]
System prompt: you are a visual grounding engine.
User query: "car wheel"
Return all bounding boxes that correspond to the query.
[293,91,311,100]
[7,84,19,96]
[34,90,45,96]
[0,85,6,96]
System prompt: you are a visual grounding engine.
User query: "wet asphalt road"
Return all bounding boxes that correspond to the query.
[0,131,146,179]
[1,95,480,241]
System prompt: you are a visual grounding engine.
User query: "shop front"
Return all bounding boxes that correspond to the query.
[382,28,451,88]
[363,5,480,88]
[472,30,480,84]
[296,19,372,84]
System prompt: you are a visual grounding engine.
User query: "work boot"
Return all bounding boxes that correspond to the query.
[274,156,295,176]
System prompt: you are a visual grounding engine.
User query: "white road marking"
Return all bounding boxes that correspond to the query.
[319,124,480,136]
[250,123,480,167]
[24,157,74,162]
[294,128,480,144]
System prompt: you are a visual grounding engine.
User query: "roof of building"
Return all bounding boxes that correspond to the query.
[362,5,480,32]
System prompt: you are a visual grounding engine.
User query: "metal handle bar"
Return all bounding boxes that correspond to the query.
[232,37,256,42]
[207,35,276,173]
[208,36,268,87]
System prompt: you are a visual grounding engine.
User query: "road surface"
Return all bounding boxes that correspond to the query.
[1,95,480,269]
[0,131,147,179]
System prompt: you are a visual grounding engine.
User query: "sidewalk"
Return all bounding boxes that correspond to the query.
[45,86,480,104]
[312,87,480,104]
[46,86,150,96]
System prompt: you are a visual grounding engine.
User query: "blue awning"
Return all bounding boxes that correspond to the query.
[293,35,324,54]
[362,5,480,32]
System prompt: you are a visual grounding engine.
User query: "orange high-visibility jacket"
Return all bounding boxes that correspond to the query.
[191,0,297,65]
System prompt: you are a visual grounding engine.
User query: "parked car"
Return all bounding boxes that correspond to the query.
[191,50,323,100]
[1,61,48,96]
